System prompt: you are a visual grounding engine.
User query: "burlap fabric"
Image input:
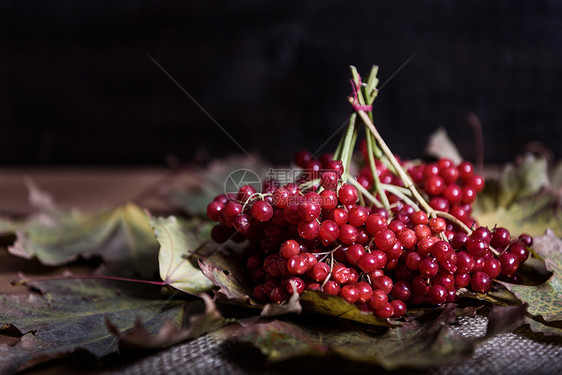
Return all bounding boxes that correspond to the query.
[106,314,562,375]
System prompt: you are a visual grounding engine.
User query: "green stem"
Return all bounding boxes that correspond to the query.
[352,103,434,215]
[366,130,390,209]
[347,178,383,208]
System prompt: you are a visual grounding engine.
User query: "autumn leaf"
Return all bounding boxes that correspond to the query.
[473,154,562,237]
[0,279,186,375]
[497,229,562,323]
[151,215,215,295]
[222,304,526,368]
[7,203,160,278]
[106,293,234,351]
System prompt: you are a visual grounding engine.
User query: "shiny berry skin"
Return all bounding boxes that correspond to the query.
[280,239,300,259]
[272,187,291,208]
[320,171,338,190]
[294,150,312,168]
[427,284,447,305]
[339,284,360,304]
[455,272,471,288]
[308,262,330,282]
[233,213,251,235]
[372,275,393,294]
[327,207,347,226]
[410,211,428,226]
[406,251,422,270]
[429,197,450,212]
[251,200,273,222]
[297,220,320,240]
[425,175,446,196]
[414,224,432,240]
[319,189,338,210]
[348,206,369,227]
[388,219,406,233]
[366,214,387,235]
[390,300,407,318]
[508,242,529,264]
[285,277,305,294]
[429,217,447,234]
[345,244,365,266]
[417,236,438,256]
[499,251,520,277]
[237,185,257,203]
[319,220,340,246]
[482,258,502,279]
[419,258,439,278]
[286,255,308,275]
[398,229,417,249]
[451,232,469,249]
[461,186,477,204]
[298,199,321,222]
[338,184,358,205]
[444,184,462,204]
[466,237,488,257]
[323,280,341,296]
[358,253,381,273]
[440,166,459,185]
[391,281,412,301]
[466,174,485,193]
[375,303,394,319]
[458,161,474,180]
[368,289,388,310]
[374,229,397,252]
[470,271,492,293]
[339,224,358,245]
[491,227,511,248]
[224,201,243,220]
[456,251,475,273]
[518,233,533,247]
[206,201,224,222]
[327,263,347,284]
[355,282,374,303]
[430,241,454,264]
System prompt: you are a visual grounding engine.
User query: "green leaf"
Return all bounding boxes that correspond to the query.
[151,215,215,295]
[224,304,526,369]
[497,229,562,322]
[0,279,185,375]
[473,154,562,237]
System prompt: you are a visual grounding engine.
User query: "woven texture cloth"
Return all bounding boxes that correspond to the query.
[105,315,562,375]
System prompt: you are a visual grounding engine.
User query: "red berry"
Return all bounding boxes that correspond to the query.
[280,239,300,259]
[319,189,338,210]
[323,280,341,295]
[339,224,358,245]
[308,262,330,282]
[374,228,396,252]
[298,220,320,240]
[287,255,308,275]
[251,200,273,222]
[470,271,492,293]
[319,220,340,245]
[338,184,358,205]
[339,284,360,304]
[368,289,388,310]
[345,244,365,266]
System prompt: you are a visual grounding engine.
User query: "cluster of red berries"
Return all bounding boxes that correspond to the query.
[206,151,532,319]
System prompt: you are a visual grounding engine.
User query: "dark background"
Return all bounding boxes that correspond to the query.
[1,0,561,166]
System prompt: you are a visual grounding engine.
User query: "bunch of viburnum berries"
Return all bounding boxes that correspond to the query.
[206,66,532,319]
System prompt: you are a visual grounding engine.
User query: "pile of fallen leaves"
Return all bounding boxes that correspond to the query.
[0,139,561,374]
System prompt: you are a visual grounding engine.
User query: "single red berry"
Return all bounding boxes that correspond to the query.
[319,220,340,246]
[338,184,358,205]
[339,224,358,245]
[297,220,320,240]
[390,300,407,318]
[372,275,393,294]
[308,262,330,282]
[251,200,273,222]
[345,244,365,266]
[470,271,492,293]
[319,189,338,210]
[323,280,341,296]
[374,303,394,319]
[374,228,396,252]
[280,239,300,259]
[368,289,388,310]
[339,284,360,304]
